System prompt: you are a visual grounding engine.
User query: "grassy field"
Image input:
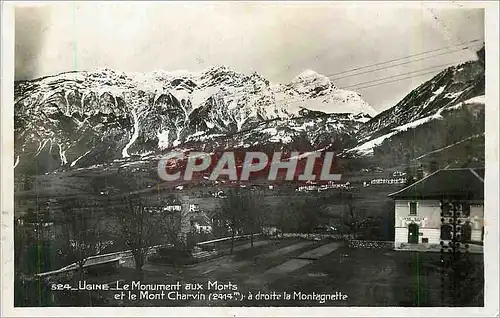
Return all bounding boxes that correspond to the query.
[268,247,483,307]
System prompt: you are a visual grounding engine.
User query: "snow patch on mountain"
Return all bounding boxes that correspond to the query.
[462,95,485,105]
[280,70,377,117]
[122,108,139,158]
[59,144,68,165]
[348,106,449,155]
[348,90,485,157]
[157,130,170,150]
[395,110,443,132]
[289,69,335,94]
[424,86,446,108]
[70,150,92,167]
[445,94,485,111]
[347,132,398,155]
[35,139,49,156]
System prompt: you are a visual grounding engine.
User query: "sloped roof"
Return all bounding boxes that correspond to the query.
[190,213,211,226]
[388,168,484,200]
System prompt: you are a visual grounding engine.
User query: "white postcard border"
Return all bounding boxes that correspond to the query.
[1,1,498,317]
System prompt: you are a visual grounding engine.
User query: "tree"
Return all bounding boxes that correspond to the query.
[405,166,416,186]
[218,189,264,249]
[277,201,299,233]
[58,199,107,282]
[115,194,176,276]
[240,190,263,248]
[217,188,246,254]
[298,198,326,232]
[416,165,425,180]
[104,169,180,274]
[476,45,485,65]
[276,197,325,234]
[120,195,152,275]
[342,193,369,239]
[14,218,25,269]
[429,160,440,173]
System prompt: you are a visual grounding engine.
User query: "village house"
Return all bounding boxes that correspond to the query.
[389,168,484,251]
[131,186,214,246]
[295,181,351,192]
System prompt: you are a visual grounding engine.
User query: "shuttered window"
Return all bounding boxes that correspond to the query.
[409,201,417,215]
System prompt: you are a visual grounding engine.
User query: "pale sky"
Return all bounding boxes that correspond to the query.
[14,2,484,112]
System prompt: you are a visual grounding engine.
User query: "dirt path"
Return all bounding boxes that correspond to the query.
[245,242,341,287]
[258,241,313,259]
[295,242,341,260]
[169,241,342,306]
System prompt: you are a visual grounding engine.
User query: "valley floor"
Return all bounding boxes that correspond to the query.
[25,238,483,307]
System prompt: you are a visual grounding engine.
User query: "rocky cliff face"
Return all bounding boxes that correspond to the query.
[14,66,376,174]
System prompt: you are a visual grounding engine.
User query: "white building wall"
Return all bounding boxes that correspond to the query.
[394,200,442,228]
[394,199,484,248]
[468,203,484,242]
[470,204,484,227]
[420,228,441,244]
[471,230,482,241]
[394,227,440,247]
[395,227,407,248]
[394,199,441,246]
[470,204,483,218]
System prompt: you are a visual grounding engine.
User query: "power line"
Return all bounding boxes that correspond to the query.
[328,43,483,81]
[341,61,460,89]
[172,41,482,113]
[206,42,481,104]
[325,38,483,78]
[345,69,443,91]
[221,64,456,109]
[240,58,464,111]
[209,62,462,112]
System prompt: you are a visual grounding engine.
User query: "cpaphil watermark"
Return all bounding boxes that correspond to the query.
[157,151,342,182]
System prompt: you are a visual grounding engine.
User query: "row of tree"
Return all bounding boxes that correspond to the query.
[215,188,263,253]
[15,180,265,283]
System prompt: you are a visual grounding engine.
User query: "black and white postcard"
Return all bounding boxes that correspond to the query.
[1,1,498,317]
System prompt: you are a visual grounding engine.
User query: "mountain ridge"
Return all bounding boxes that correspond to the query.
[14,66,377,174]
[14,54,485,176]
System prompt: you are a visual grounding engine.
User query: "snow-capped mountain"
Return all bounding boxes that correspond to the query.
[14,66,375,173]
[346,57,485,165]
[181,111,368,153]
[14,47,485,177]
[285,70,377,116]
[358,60,484,140]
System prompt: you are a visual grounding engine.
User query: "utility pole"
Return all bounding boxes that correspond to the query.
[440,199,471,306]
